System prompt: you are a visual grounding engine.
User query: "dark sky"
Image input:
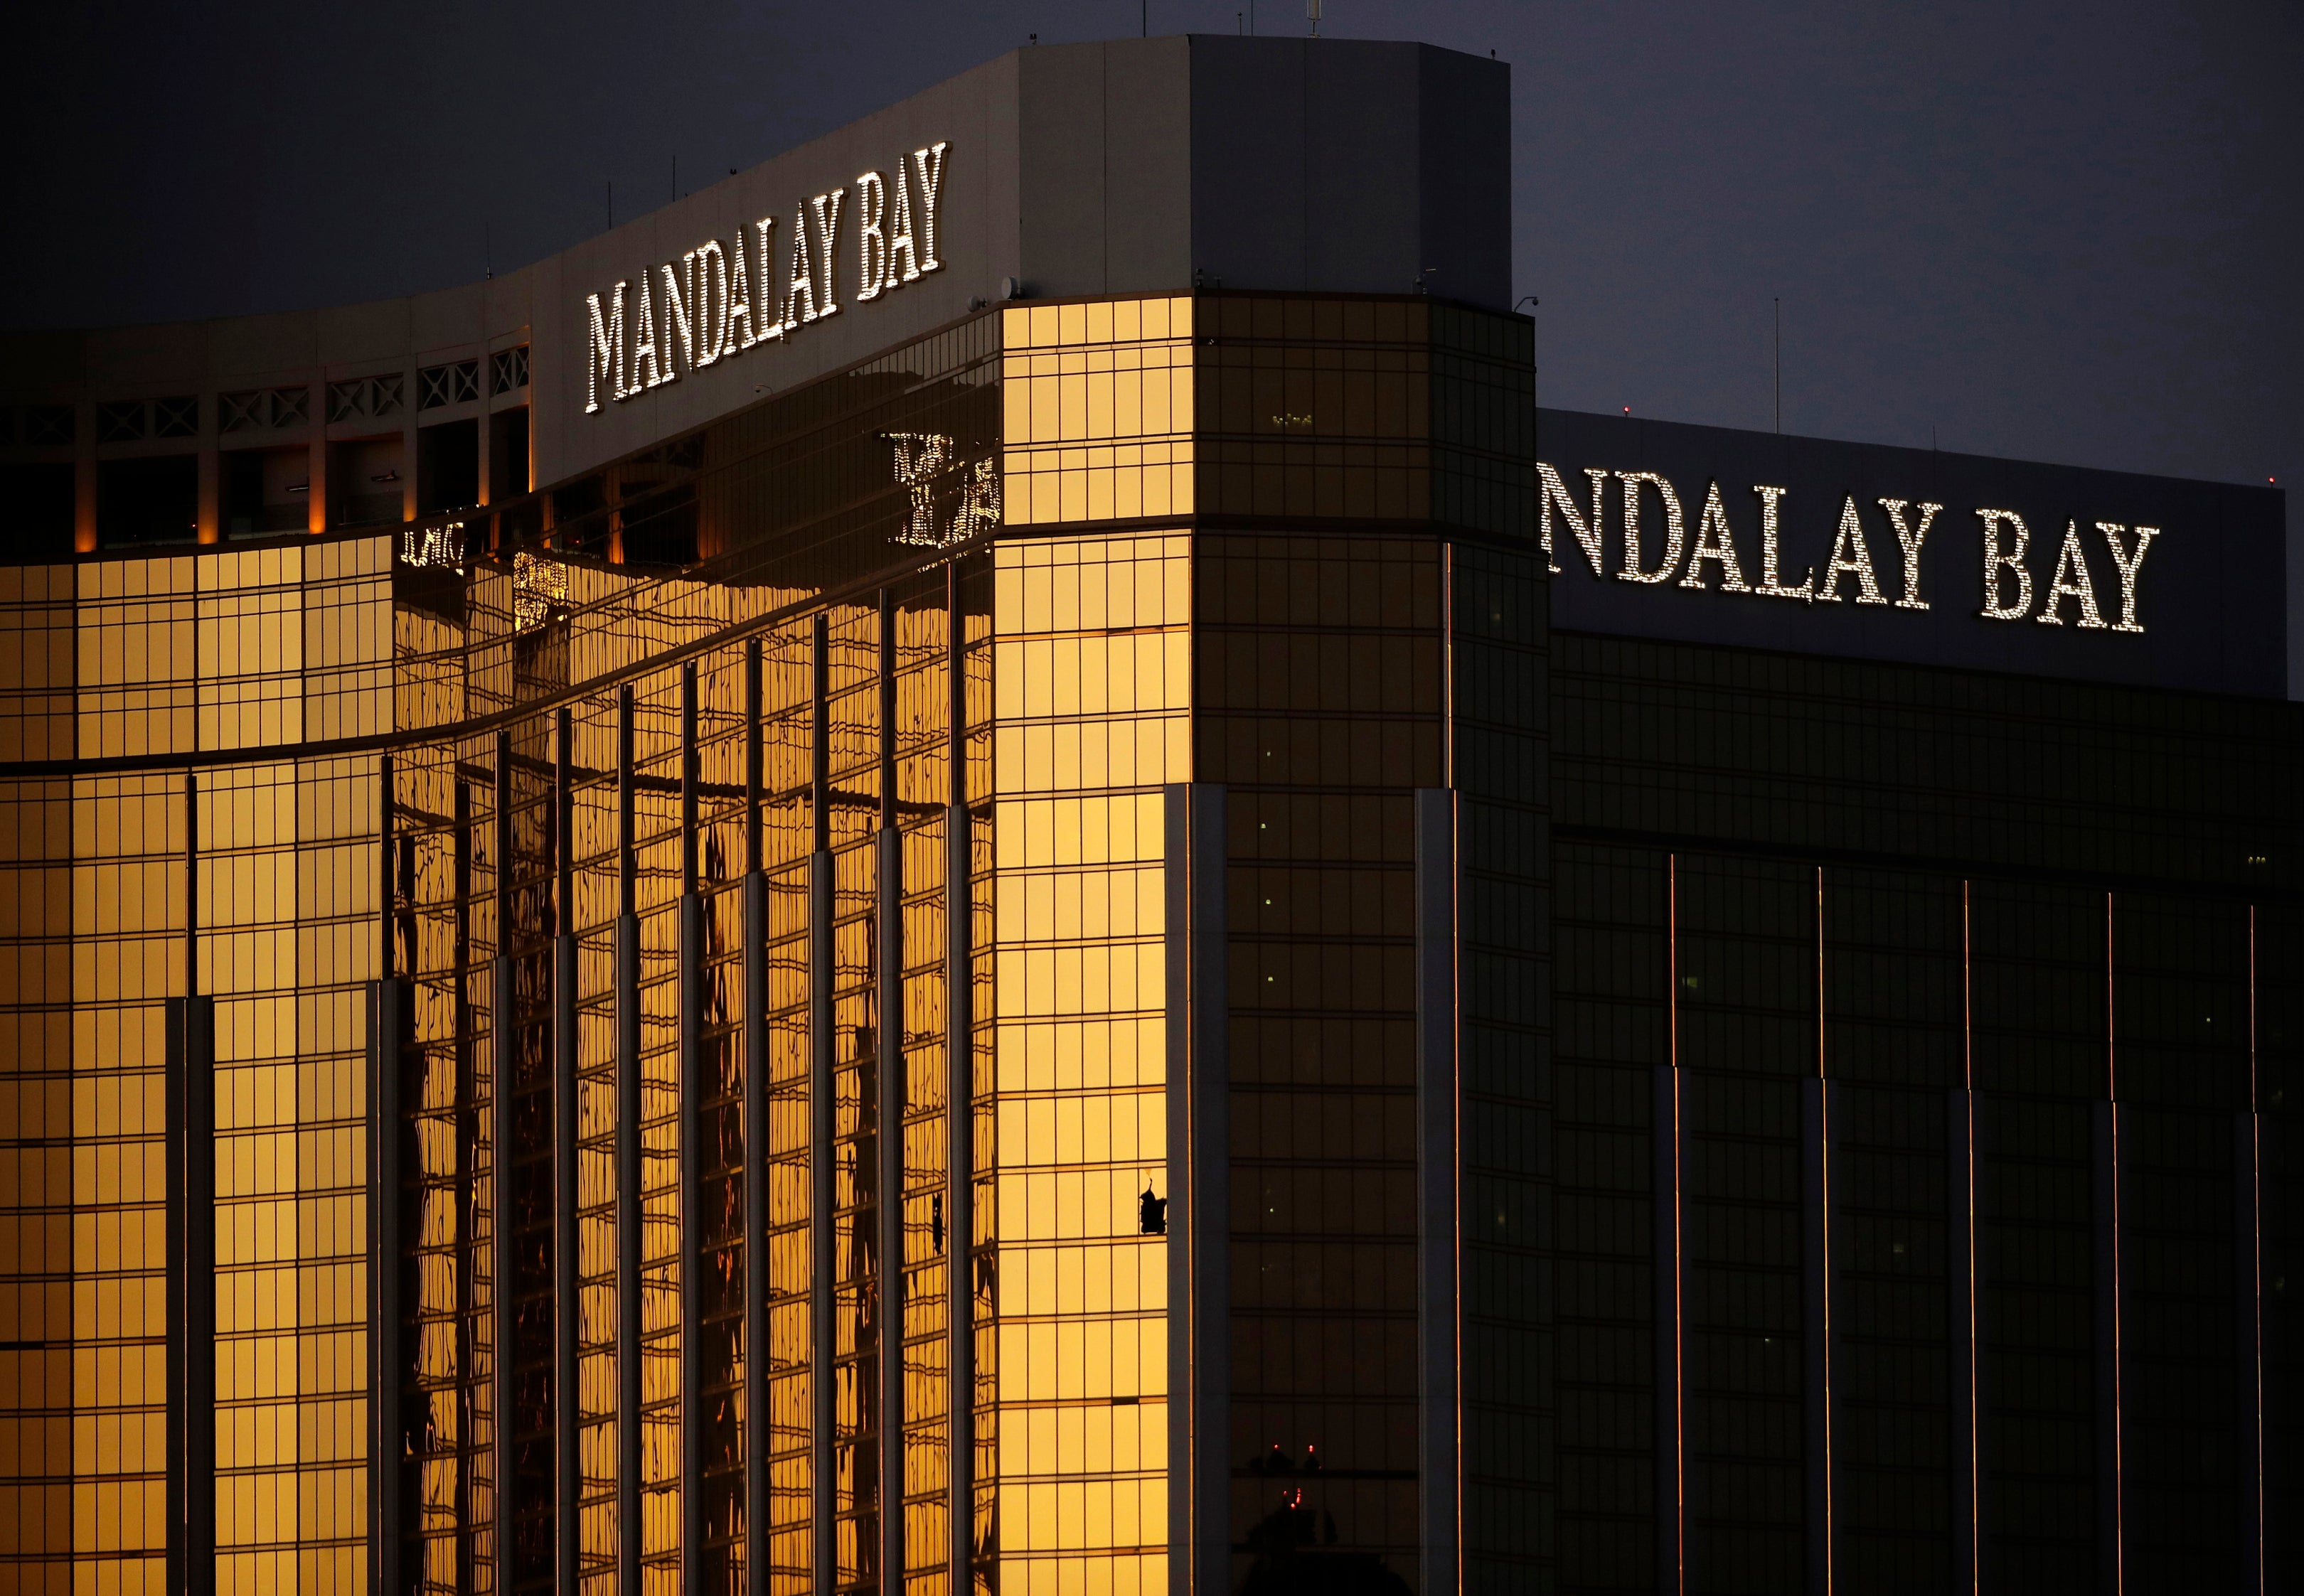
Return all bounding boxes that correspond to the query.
[8,0,2298,683]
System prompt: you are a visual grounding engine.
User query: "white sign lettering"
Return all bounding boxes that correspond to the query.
[585,141,949,414]
[1540,464,2158,633]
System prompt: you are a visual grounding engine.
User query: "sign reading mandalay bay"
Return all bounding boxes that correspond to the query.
[1538,466,2153,630]
[1535,409,2285,697]
[583,142,949,414]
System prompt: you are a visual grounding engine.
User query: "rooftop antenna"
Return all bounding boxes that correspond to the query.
[485,223,492,282]
[1141,1,1147,35]
[1773,297,1781,434]
[1308,0,1321,37]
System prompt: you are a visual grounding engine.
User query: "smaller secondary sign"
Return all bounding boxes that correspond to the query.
[1540,467,2153,632]
[1536,409,2284,697]
[583,143,950,415]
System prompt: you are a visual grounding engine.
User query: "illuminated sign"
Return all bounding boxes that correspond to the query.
[401,518,467,573]
[584,142,950,414]
[1539,464,2158,633]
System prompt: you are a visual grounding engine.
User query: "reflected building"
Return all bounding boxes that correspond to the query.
[0,33,2295,1596]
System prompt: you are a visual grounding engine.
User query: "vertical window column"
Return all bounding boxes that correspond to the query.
[1674,856,1813,1591]
[1655,852,1684,1596]
[1804,867,1833,1596]
[168,770,218,1595]
[370,752,410,1596]
[1802,1082,1833,1596]
[455,778,481,1596]
[617,688,644,1596]
[2094,895,2124,1593]
[876,594,905,1590]
[809,615,837,1596]
[678,663,706,1589]
[945,565,976,1592]
[1971,882,2101,1585]
[742,638,771,1596]
[992,533,1185,1592]
[166,911,216,1596]
[166,993,217,1594]
[1950,881,1981,1595]
[491,733,518,1594]
[1163,781,1229,1596]
[2236,906,2263,1596]
[554,710,581,1594]
[1414,787,1461,1595]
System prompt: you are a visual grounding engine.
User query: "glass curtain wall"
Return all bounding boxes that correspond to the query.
[1189,292,1543,1594]
[987,529,1186,1595]
[1,286,1567,1596]
[1545,632,2303,1596]
[0,541,390,1596]
[0,306,1000,1596]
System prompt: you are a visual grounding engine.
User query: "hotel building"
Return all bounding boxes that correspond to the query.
[0,33,2293,1596]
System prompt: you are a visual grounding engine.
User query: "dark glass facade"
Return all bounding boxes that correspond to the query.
[1549,636,2302,1594]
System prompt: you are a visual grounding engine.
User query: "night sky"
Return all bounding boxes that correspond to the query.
[7,0,2297,685]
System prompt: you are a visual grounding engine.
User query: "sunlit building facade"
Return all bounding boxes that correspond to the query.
[1,31,2295,1596]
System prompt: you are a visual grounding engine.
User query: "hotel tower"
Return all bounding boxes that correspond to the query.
[0,33,2294,1596]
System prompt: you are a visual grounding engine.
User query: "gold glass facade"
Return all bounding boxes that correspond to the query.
[989,530,1188,1594]
[0,289,1539,1595]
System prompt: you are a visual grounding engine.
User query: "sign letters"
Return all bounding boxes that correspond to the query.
[585,142,949,414]
[1539,464,2158,634]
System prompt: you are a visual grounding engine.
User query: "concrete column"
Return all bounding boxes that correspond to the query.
[196,392,220,544]
[306,376,329,534]
[476,349,496,510]
[402,364,420,524]
[74,397,96,552]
